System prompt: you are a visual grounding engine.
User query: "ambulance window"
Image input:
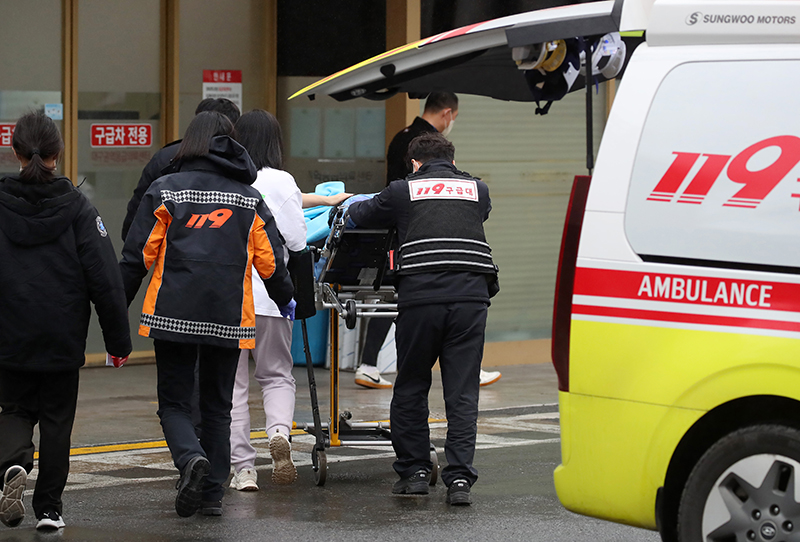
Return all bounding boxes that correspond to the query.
[624,60,800,272]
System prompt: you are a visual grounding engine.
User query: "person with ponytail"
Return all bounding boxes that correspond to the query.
[0,112,132,531]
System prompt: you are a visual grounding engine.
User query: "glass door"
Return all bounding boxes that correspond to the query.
[77,0,162,355]
[0,0,63,177]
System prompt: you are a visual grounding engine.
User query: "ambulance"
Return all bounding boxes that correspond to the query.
[291,1,800,539]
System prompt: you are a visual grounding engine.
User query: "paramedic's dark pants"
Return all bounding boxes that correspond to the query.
[0,368,79,517]
[154,340,239,502]
[391,302,486,487]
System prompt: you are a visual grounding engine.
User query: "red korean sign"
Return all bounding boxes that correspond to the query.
[91,124,152,148]
[0,123,15,147]
[203,70,242,83]
[202,70,243,111]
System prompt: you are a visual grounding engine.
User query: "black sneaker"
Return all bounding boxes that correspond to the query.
[36,510,65,530]
[392,470,430,495]
[175,455,210,517]
[0,466,26,528]
[200,500,222,516]
[446,479,472,505]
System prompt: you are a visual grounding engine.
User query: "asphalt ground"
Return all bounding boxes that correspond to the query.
[0,363,662,541]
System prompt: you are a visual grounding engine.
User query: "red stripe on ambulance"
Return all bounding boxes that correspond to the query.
[573,304,800,334]
[574,267,800,313]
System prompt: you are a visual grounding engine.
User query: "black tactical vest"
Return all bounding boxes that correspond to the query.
[397,169,495,276]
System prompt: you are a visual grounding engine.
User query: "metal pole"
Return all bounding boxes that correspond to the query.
[583,36,594,175]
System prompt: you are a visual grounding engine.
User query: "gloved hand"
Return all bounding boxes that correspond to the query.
[279,299,297,321]
[106,353,129,368]
[328,194,374,228]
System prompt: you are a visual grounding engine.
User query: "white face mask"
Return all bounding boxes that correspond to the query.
[441,119,455,137]
[441,110,455,137]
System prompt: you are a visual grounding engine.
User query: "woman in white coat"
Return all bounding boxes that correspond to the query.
[229,110,305,489]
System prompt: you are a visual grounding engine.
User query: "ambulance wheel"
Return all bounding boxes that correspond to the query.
[345,300,357,329]
[430,447,439,486]
[677,425,800,542]
[313,449,327,487]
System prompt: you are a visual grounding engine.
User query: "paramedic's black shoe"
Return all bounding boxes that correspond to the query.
[0,466,27,528]
[175,455,210,517]
[392,470,430,495]
[446,479,472,505]
[36,510,65,530]
[200,500,223,516]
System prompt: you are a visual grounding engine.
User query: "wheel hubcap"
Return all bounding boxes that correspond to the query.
[702,454,800,541]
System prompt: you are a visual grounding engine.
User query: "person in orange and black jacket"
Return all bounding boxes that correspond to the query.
[119,111,294,519]
[0,112,131,532]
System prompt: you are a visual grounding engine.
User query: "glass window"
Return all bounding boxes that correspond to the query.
[77,0,161,354]
[625,61,800,270]
[178,0,269,134]
[449,89,607,341]
[0,0,62,176]
[278,76,386,195]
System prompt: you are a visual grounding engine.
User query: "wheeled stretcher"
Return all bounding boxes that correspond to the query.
[293,208,439,486]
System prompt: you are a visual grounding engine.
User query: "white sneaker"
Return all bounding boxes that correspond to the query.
[269,432,297,485]
[0,466,26,528]
[480,369,502,387]
[230,467,258,491]
[36,510,65,530]
[354,365,392,389]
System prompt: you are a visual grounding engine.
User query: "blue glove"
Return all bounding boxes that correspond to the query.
[279,299,296,321]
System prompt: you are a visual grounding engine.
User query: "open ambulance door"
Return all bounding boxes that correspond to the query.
[289,0,648,171]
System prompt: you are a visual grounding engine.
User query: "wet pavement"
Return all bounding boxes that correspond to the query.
[1,361,662,541]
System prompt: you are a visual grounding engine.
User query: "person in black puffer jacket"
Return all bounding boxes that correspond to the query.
[0,112,132,532]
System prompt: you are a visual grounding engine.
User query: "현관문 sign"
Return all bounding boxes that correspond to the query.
[202,70,242,111]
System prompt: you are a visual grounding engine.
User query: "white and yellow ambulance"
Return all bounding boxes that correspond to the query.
[292,1,800,539]
[551,1,800,541]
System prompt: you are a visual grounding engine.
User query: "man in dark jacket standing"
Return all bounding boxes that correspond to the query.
[348,132,498,506]
[120,98,240,241]
[356,92,459,389]
[384,92,458,187]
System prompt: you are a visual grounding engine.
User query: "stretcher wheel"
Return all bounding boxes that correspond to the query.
[313,448,327,486]
[345,299,357,329]
[430,446,439,486]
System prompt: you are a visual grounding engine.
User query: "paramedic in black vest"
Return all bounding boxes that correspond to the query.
[347,132,499,506]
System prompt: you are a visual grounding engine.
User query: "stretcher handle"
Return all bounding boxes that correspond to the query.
[372,226,396,291]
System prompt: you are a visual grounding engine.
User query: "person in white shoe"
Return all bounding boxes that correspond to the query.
[480,369,501,386]
[228,110,304,490]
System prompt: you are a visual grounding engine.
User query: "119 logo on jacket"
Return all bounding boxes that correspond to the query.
[648,135,800,208]
[185,209,233,229]
[409,179,478,201]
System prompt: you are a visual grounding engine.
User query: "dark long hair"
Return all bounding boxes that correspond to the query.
[174,111,234,161]
[12,112,64,184]
[233,109,283,170]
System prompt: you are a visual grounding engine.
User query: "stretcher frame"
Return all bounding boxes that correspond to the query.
[298,209,438,486]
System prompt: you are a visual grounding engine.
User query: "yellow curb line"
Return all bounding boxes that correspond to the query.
[52,418,448,458]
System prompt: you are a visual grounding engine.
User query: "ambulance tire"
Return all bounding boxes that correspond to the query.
[677,424,800,542]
